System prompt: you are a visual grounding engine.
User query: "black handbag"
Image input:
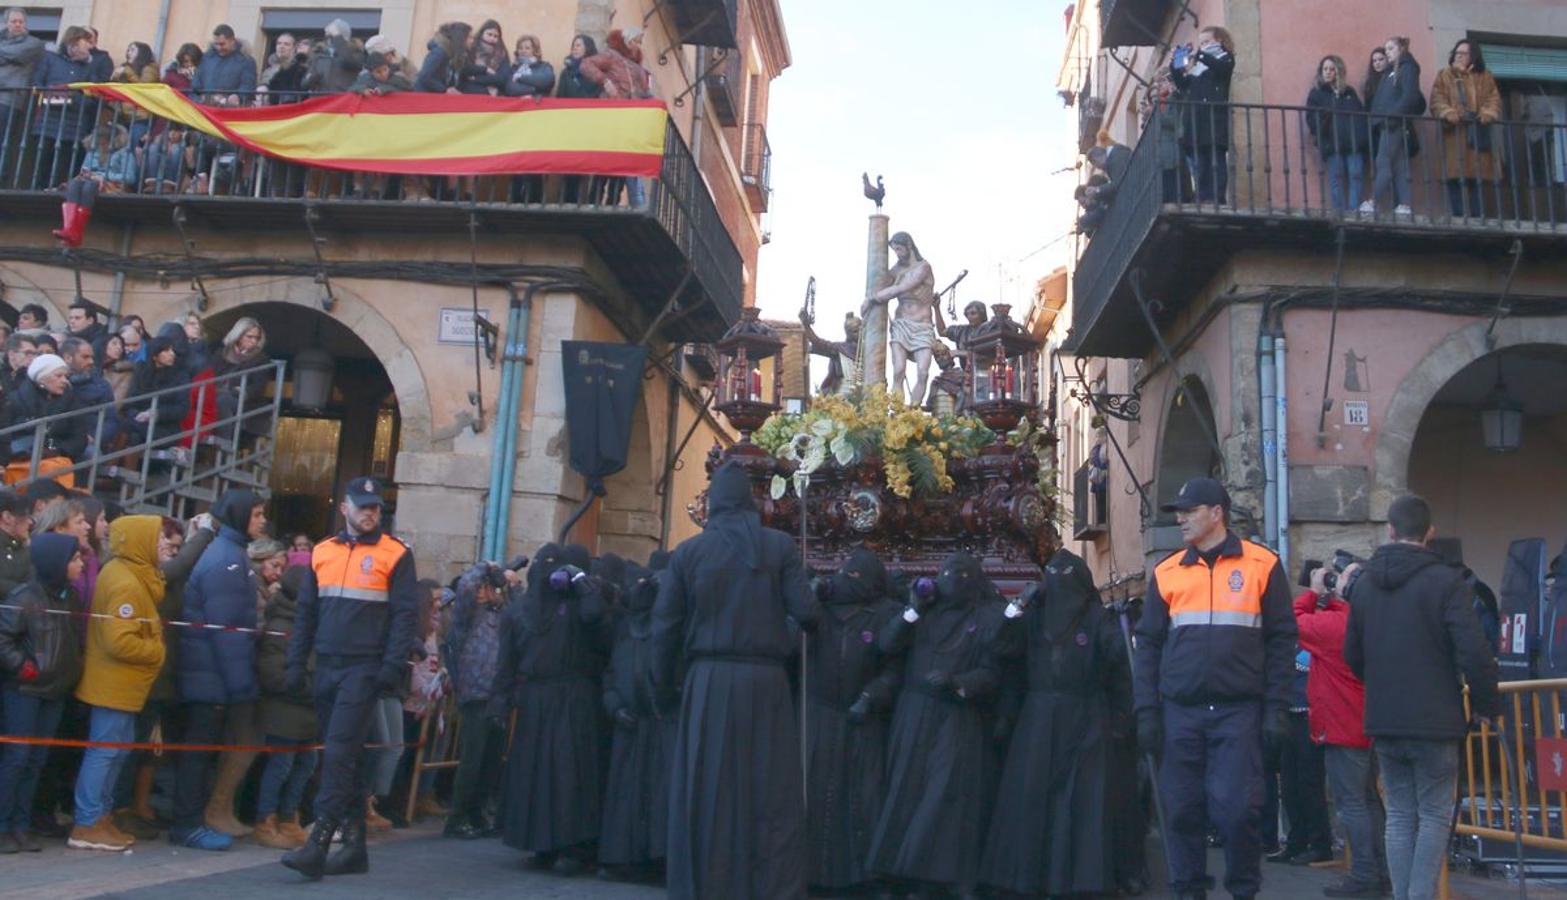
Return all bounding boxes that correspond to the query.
[1455,78,1494,153]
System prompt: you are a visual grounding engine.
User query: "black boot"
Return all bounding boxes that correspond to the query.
[323,815,368,876]
[281,818,338,880]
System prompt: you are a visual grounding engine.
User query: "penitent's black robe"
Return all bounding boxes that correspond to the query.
[979,548,1133,896]
[652,462,820,900]
[492,543,611,855]
[598,564,678,866]
[866,552,1003,890]
[803,550,902,890]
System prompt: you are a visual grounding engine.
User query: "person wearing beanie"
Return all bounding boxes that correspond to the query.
[2,353,87,478]
[0,533,85,854]
[170,490,268,850]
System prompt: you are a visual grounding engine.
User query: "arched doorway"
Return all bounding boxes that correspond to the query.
[204,302,401,541]
[1154,376,1222,523]
[1407,343,1567,591]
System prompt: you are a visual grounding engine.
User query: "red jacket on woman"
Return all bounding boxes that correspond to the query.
[1294,589,1370,749]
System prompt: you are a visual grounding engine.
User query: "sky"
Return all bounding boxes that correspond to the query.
[753,0,1080,347]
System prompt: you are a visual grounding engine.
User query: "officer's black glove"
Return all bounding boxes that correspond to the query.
[375,664,405,695]
[846,692,872,724]
[924,669,952,692]
[1136,707,1163,759]
[614,707,638,730]
[286,666,307,696]
[1263,709,1290,758]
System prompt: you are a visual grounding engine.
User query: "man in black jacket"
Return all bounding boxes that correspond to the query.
[1344,494,1499,900]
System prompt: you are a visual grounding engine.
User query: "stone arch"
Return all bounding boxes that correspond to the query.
[1374,317,1567,518]
[138,278,433,451]
[1150,354,1222,519]
[0,265,73,322]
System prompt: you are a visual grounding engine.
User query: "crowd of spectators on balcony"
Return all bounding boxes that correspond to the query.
[0,303,277,492]
[0,9,658,203]
[1081,27,1519,235]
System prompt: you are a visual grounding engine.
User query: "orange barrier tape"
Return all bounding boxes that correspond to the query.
[0,735,422,753]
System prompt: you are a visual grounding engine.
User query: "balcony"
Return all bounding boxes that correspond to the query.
[1100,0,1177,48]
[1069,102,1567,358]
[741,123,771,212]
[706,49,742,127]
[0,88,742,342]
[669,0,739,50]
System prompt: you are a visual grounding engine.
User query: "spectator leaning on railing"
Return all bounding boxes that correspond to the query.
[3,354,87,486]
[30,26,99,190]
[1363,36,1425,218]
[1306,55,1372,213]
[161,43,201,93]
[305,18,363,95]
[190,24,256,105]
[61,335,118,452]
[414,22,472,94]
[121,330,191,450]
[1430,39,1501,219]
[1,6,44,175]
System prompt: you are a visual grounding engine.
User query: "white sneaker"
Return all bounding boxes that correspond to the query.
[1393,204,1412,216]
[1357,200,1375,216]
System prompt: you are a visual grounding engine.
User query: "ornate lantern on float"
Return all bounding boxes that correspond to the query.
[964,303,1042,433]
[714,307,785,451]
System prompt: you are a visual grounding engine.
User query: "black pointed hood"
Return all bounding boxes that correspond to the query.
[705,461,761,571]
[830,548,887,606]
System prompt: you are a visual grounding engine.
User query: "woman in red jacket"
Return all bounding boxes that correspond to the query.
[1295,565,1388,898]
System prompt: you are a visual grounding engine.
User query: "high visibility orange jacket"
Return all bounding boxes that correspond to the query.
[286,527,419,679]
[1133,531,1297,713]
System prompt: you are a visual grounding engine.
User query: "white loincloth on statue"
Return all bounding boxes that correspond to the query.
[889,318,936,354]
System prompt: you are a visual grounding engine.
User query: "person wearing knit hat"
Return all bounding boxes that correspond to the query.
[26,353,67,386]
[1,352,87,478]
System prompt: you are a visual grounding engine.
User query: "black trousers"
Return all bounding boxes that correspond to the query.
[312,659,381,824]
[450,700,502,821]
[1278,711,1332,855]
[171,702,227,831]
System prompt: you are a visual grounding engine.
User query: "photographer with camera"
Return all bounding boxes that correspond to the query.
[441,556,522,840]
[1295,553,1387,897]
[1344,495,1499,900]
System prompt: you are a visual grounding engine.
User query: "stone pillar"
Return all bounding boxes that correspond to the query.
[862,213,889,390]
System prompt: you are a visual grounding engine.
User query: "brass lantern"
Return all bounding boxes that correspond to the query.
[714,307,785,441]
[963,303,1042,432]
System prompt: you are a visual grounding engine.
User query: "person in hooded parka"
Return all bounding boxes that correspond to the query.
[979,547,1133,897]
[491,542,610,874]
[866,551,1003,895]
[598,562,678,875]
[652,461,820,900]
[804,548,903,892]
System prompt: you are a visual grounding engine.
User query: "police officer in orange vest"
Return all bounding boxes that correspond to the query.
[1134,477,1297,900]
[281,476,419,880]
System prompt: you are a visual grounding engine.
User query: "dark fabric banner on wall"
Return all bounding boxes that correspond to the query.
[561,341,649,484]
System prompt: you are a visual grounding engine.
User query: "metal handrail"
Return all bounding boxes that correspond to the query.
[1069,99,1567,349]
[4,359,285,509]
[0,85,743,331]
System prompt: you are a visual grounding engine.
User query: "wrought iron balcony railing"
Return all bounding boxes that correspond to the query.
[741,122,771,212]
[1070,100,1567,356]
[0,87,743,340]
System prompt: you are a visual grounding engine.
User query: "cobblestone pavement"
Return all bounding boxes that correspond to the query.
[4,820,1566,899]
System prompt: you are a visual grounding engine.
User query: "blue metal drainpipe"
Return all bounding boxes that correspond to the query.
[482,285,531,560]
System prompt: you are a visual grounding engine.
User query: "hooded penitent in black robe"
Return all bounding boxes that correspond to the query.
[979,548,1133,896]
[805,549,902,890]
[492,542,610,859]
[652,462,820,900]
[866,552,1003,891]
[598,562,678,867]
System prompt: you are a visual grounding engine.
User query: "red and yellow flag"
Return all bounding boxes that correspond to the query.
[74,83,668,177]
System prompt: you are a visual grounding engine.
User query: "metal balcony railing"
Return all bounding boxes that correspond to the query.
[0,87,744,335]
[741,122,771,212]
[1071,100,1567,355]
[706,50,741,127]
[669,0,740,50]
[1,360,285,516]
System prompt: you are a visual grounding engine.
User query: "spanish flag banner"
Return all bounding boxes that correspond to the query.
[73,83,669,177]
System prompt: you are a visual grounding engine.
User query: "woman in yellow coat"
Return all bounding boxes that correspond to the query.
[1429,39,1502,218]
[69,515,173,852]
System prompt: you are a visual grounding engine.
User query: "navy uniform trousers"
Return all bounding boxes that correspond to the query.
[1160,700,1264,897]
[312,656,383,823]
